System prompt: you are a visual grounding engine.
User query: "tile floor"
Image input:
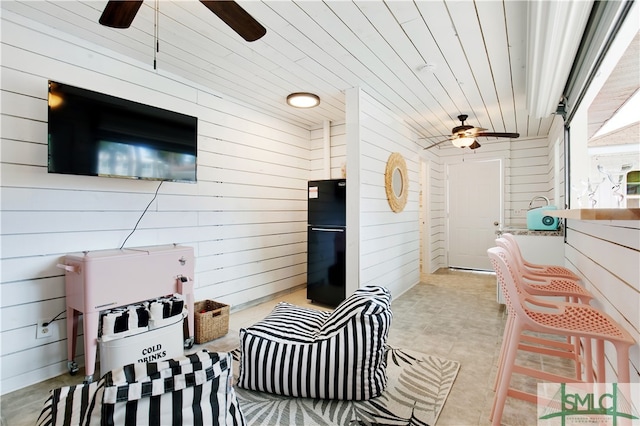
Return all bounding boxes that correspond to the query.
[0,269,574,425]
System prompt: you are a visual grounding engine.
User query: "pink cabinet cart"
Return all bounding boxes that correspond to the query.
[59,244,195,383]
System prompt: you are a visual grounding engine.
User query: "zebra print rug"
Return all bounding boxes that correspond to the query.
[232,346,460,426]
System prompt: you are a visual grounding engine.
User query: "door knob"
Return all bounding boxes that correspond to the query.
[493,221,499,226]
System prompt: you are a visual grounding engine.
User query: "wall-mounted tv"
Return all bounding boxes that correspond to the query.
[48,81,197,183]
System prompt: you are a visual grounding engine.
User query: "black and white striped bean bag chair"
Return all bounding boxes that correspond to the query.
[36,350,245,426]
[237,285,392,400]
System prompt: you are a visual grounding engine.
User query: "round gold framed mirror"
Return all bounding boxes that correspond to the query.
[384,152,409,212]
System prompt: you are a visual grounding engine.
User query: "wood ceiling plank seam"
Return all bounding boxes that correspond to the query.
[160,2,277,68]
[476,1,514,133]
[143,41,277,98]
[79,0,158,54]
[262,2,373,85]
[312,2,437,137]
[396,15,471,135]
[157,60,304,120]
[5,1,152,60]
[7,2,155,67]
[325,1,442,129]
[203,43,347,113]
[538,115,556,139]
[352,2,450,125]
[414,1,487,133]
[135,17,344,121]
[155,4,236,58]
[443,1,502,134]
[256,1,403,124]
[156,2,343,124]
[296,2,419,105]
[282,1,432,135]
[356,0,454,136]
[232,2,309,69]
[503,0,529,137]
[418,3,483,127]
[528,116,543,138]
[293,56,351,93]
[263,42,352,93]
[218,47,347,110]
[165,1,259,55]
[191,46,340,111]
[475,0,518,134]
[0,17,187,106]
[523,114,533,139]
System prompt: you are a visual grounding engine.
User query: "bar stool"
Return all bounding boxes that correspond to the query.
[495,237,592,304]
[494,237,594,385]
[500,233,581,281]
[487,247,635,426]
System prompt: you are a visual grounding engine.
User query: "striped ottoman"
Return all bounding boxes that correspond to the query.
[36,350,244,426]
[237,285,392,400]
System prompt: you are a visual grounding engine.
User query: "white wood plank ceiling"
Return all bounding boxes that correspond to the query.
[2,0,560,148]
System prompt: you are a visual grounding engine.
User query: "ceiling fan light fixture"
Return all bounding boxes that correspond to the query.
[286,92,320,108]
[452,137,475,148]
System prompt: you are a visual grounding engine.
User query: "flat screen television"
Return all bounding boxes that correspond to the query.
[48,81,197,183]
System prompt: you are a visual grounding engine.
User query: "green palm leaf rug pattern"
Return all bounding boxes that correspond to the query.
[232,346,460,425]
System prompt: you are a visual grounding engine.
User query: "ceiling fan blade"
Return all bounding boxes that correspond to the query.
[423,139,451,150]
[468,141,482,150]
[476,132,520,138]
[200,1,266,42]
[99,1,143,29]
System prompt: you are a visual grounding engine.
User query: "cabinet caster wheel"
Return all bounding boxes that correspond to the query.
[68,361,79,376]
[184,337,194,350]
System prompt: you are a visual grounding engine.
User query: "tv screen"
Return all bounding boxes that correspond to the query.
[48,81,197,183]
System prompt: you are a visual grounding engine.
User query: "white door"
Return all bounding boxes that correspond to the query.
[447,159,502,270]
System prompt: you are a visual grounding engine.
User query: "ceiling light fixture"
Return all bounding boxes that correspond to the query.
[286,92,320,108]
[452,137,475,148]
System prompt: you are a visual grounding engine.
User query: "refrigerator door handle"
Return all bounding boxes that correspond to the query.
[311,227,345,232]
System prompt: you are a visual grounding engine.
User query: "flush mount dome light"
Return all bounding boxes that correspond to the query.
[286,92,320,108]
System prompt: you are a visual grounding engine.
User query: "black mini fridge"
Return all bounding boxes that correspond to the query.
[307,179,346,307]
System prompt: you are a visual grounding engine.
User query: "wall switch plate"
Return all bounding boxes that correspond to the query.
[36,320,55,339]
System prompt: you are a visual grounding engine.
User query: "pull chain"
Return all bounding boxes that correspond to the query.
[153,0,159,70]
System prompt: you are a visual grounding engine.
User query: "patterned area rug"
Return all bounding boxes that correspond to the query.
[231,346,460,426]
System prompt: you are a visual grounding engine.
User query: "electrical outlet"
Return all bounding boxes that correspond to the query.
[513,209,524,217]
[36,320,56,339]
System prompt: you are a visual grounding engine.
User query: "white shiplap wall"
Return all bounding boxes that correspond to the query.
[507,137,554,227]
[0,14,310,394]
[564,221,640,383]
[356,90,421,297]
[310,121,346,181]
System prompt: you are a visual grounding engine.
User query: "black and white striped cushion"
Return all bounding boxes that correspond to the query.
[36,350,244,426]
[36,378,105,426]
[101,351,244,426]
[237,285,392,401]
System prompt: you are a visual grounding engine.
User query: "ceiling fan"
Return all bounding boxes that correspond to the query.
[99,0,266,42]
[424,114,520,150]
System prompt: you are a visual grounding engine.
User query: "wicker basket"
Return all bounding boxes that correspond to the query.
[194,300,230,344]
